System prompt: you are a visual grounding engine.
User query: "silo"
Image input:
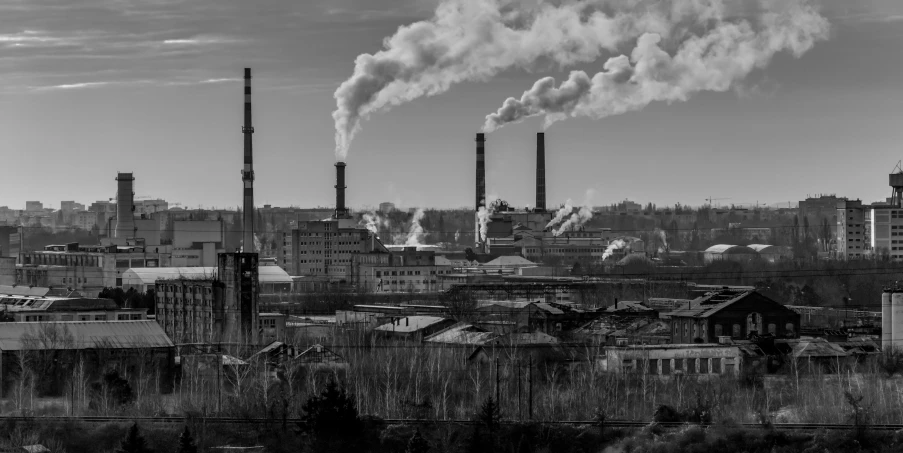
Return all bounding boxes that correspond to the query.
[882,289,893,351]
[892,290,903,352]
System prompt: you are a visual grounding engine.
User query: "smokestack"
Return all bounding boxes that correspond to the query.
[476,133,486,211]
[334,162,349,219]
[536,132,546,212]
[115,173,135,240]
[242,68,255,252]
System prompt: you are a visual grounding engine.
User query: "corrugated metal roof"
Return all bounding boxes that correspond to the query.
[375,316,449,333]
[534,302,564,315]
[424,323,496,345]
[0,321,173,351]
[704,244,757,254]
[125,265,293,285]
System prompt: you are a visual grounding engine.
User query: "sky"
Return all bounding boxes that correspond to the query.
[3,0,903,212]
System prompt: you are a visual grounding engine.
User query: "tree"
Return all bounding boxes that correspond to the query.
[175,426,197,453]
[299,380,363,453]
[477,396,501,435]
[405,429,430,453]
[117,423,153,453]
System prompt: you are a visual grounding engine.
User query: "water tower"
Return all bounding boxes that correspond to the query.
[891,161,903,207]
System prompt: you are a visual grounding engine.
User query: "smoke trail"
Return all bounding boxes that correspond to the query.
[654,228,668,250]
[546,199,573,230]
[405,208,427,246]
[483,0,829,132]
[477,206,492,243]
[554,206,594,236]
[602,239,627,261]
[333,0,744,160]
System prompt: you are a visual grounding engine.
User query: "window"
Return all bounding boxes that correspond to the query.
[768,323,776,335]
[732,324,741,338]
[712,358,721,373]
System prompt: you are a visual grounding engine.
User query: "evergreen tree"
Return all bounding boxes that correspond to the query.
[405,429,430,453]
[175,426,197,453]
[117,423,153,453]
[477,396,501,435]
[299,380,363,453]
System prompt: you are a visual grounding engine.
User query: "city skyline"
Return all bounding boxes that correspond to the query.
[4,0,903,211]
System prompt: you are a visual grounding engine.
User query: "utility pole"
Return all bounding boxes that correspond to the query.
[495,358,500,410]
[528,356,533,419]
[517,360,522,421]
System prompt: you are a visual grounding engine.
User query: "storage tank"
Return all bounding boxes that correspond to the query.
[892,290,903,352]
[883,289,893,351]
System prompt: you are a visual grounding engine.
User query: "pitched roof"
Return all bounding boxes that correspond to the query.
[424,323,497,345]
[0,321,173,351]
[704,244,757,254]
[667,290,769,318]
[374,316,450,333]
[483,256,536,267]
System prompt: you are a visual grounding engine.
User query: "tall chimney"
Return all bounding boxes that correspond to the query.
[115,173,135,239]
[536,132,546,212]
[476,133,486,211]
[242,67,255,252]
[334,162,349,219]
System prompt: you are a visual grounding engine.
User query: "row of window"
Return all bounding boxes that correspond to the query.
[621,357,738,375]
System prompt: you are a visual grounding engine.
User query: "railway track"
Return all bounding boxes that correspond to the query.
[0,416,897,431]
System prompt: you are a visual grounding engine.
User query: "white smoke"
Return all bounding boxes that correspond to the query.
[654,228,668,250]
[546,199,573,230]
[454,229,461,242]
[360,211,391,237]
[602,239,627,261]
[404,208,427,246]
[547,189,596,235]
[555,206,594,236]
[333,0,748,160]
[483,0,830,132]
[477,206,492,243]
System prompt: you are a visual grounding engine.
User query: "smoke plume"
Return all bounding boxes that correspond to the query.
[654,228,668,250]
[547,189,596,235]
[361,211,391,237]
[404,208,427,246]
[333,0,749,160]
[454,229,461,242]
[602,239,627,260]
[554,206,594,236]
[477,206,492,243]
[547,199,574,230]
[483,0,829,132]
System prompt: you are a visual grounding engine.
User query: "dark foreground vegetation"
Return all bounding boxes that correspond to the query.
[7,382,903,453]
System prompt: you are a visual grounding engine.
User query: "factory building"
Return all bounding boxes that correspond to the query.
[154,252,261,345]
[288,163,391,282]
[350,247,454,293]
[17,242,171,295]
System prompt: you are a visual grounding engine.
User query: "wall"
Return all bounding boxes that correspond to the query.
[603,345,743,376]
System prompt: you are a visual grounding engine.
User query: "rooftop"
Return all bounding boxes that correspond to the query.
[374,316,450,333]
[0,320,173,351]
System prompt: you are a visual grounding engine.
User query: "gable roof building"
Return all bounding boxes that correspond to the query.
[667,290,800,344]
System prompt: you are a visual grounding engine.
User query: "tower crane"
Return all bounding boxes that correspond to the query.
[705,197,731,207]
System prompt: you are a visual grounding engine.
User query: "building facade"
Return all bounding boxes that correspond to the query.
[154,252,260,345]
[289,219,388,281]
[836,199,866,260]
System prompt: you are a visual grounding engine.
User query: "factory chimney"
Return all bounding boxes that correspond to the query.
[114,173,136,239]
[334,162,350,219]
[242,67,256,252]
[535,132,546,212]
[476,133,486,211]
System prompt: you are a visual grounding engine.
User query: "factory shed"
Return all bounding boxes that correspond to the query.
[703,244,759,264]
[747,244,792,263]
[374,316,456,342]
[122,265,291,294]
[0,321,174,396]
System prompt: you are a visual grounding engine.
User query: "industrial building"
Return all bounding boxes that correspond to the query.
[0,294,145,322]
[0,321,174,397]
[153,252,262,345]
[16,242,171,294]
[350,246,454,293]
[286,161,392,283]
[667,289,800,343]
